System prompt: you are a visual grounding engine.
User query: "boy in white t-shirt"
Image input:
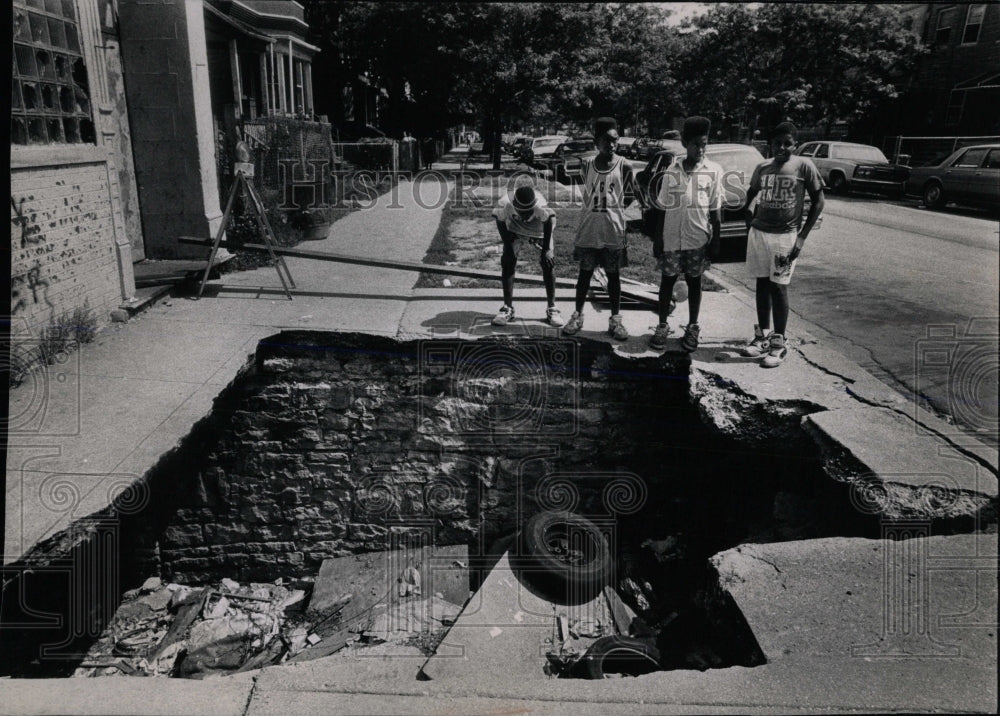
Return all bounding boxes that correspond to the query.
[491,184,564,326]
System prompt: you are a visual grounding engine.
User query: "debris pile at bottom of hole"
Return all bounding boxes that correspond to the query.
[73,563,464,679]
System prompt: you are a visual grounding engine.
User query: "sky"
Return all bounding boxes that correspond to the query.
[659,2,712,26]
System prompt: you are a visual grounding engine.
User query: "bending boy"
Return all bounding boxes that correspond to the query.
[491,184,563,327]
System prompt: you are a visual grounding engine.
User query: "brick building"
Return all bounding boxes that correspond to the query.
[117,0,322,259]
[11,0,141,345]
[898,3,1000,135]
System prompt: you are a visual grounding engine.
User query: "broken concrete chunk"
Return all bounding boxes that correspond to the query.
[220,578,241,593]
[203,595,230,619]
[280,589,306,609]
[140,576,163,593]
[138,587,173,612]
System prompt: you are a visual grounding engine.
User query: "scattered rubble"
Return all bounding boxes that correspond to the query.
[75,548,468,678]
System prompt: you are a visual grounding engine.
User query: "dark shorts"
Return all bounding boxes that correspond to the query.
[657,246,711,277]
[502,234,546,261]
[572,246,629,273]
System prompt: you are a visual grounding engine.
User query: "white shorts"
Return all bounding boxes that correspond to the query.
[746,227,798,285]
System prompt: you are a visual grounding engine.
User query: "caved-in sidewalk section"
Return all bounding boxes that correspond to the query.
[3,174,997,713]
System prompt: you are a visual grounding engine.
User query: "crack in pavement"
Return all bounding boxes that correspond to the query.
[792,346,857,385]
[793,347,998,478]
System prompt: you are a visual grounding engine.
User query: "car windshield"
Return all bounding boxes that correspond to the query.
[833,146,888,163]
[534,138,563,148]
[563,141,593,152]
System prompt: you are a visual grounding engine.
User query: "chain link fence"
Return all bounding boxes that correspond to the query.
[882,135,1000,167]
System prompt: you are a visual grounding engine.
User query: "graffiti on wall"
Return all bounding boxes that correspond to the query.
[11,195,54,316]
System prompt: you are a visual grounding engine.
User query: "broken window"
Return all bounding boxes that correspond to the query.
[11,0,94,145]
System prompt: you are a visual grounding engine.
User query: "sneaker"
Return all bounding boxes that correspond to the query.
[761,333,788,368]
[681,323,700,352]
[545,306,565,327]
[562,311,584,335]
[739,325,770,357]
[608,315,629,341]
[491,305,515,326]
[649,322,672,350]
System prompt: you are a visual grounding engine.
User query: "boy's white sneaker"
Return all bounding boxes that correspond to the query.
[491,305,515,326]
[761,333,788,368]
[740,325,770,357]
[562,311,584,335]
[545,307,565,327]
[608,315,629,341]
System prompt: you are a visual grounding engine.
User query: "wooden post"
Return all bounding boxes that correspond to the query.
[304,62,313,116]
[288,38,295,113]
[277,51,286,114]
[259,52,268,117]
[229,39,242,120]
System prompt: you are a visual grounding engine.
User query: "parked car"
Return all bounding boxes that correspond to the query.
[904,144,1000,211]
[616,136,637,158]
[660,130,681,141]
[521,135,570,168]
[638,143,822,253]
[510,136,531,160]
[550,137,597,183]
[634,140,686,205]
[796,141,909,197]
[634,137,683,162]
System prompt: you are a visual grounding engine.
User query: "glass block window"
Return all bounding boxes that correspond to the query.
[11,0,95,145]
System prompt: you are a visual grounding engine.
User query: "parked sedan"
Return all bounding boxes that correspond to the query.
[796,141,909,197]
[904,144,1000,211]
[549,137,597,183]
[521,135,570,168]
[616,136,637,159]
[638,143,822,253]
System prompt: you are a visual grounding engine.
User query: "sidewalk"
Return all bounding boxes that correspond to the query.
[5,177,446,562]
[3,175,997,713]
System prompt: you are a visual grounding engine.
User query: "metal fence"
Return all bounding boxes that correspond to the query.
[242,117,335,203]
[882,135,1000,167]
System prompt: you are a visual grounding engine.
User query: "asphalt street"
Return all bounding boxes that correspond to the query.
[711,195,999,445]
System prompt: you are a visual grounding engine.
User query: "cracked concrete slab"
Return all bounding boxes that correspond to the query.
[803,407,998,511]
[711,534,997,667]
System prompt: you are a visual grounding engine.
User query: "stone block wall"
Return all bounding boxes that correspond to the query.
[149,332,695,583]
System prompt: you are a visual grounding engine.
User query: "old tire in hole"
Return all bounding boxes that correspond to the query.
[518,510,611,599]
[577,635,661,679]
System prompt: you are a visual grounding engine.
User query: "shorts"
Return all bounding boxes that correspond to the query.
[572,245,629,273]
[503,234,547,260]
[657,246,711,277]
[746,227,798,285]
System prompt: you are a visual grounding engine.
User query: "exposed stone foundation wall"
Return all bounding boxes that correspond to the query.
[151,331,694,583]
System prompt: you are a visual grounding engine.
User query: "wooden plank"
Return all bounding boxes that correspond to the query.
[592,267,658,307]
[179,236,578,287]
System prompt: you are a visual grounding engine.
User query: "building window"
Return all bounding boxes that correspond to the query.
[962,4,986,44]
[11,0,95,145]
[935,6,957,44]
[945,89,966,126]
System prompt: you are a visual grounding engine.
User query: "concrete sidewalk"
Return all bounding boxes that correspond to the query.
[5,177,446,562]
[3,174,997,713]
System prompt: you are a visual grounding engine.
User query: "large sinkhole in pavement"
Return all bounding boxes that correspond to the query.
[3,331,900,677]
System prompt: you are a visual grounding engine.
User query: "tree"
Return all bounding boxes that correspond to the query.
[678,4,923,140]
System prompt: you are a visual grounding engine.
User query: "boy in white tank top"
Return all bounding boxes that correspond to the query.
[562,117,639,341]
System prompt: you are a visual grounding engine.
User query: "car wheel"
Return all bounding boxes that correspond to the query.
[922,181,946,209]
[577,636,661,679]
[518,510,611,597]
[829,173,847,195]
